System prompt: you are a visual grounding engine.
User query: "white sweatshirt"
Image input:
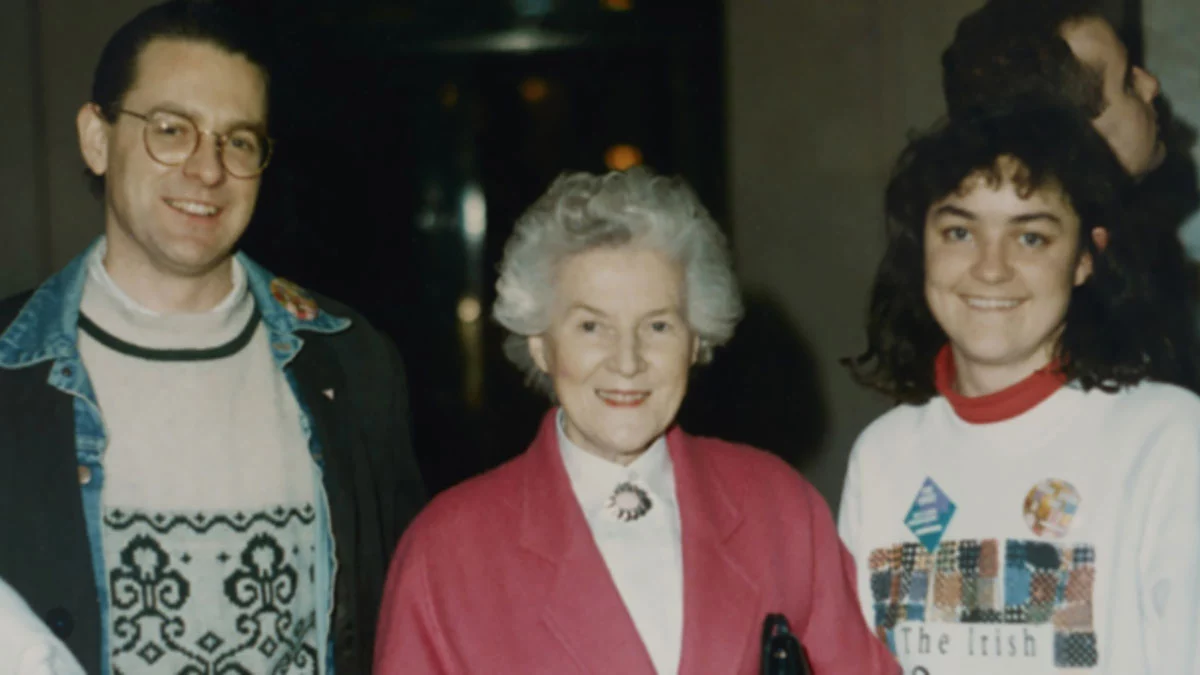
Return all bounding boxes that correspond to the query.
[838,381,1200,674]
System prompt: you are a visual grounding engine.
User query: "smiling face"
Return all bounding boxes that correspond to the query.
[1062,16,1164,176]
[924,160,1096,395]
[528,245,699,465]
[79,38,267,285]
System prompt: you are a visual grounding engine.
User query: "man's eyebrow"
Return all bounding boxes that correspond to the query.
[149,103,268,134]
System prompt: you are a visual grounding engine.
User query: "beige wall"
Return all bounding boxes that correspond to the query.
[0,0,157,299]
[0,0,44,297]
[1145,0,1200,258]
[727,0,984,508]
[43,0,162,272]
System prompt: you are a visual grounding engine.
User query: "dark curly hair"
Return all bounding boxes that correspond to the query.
[845,103,1191,404]
[942,0,1110,120]
[86,0,270,199]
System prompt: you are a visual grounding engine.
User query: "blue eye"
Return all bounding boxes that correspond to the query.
[650,320,670,333]
[229,131,258,150]
[944,226,970,242]
[152,121,190,138]
[1020,232,1047,247]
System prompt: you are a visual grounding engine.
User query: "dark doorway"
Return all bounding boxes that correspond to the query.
[242,0,727,495]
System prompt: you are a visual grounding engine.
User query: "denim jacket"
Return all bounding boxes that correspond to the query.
[0,239,423,674]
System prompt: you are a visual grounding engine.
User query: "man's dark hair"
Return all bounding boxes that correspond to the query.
[941,0,1110,120]
[86,0,270,198]
[845,102,1196,403]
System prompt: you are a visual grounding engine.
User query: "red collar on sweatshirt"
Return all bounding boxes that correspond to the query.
[933,344,1067,424]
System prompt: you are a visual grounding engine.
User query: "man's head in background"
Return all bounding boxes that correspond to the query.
[943,0,1164,177]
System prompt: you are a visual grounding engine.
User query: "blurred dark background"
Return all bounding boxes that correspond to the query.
[4,0,1197,506]
[238,0,756,495]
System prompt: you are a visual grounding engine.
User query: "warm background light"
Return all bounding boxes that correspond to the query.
[601,0,633,11]
[457,296,482,323]
[439,83,459,109]
[604,144,643,170]
[519,77,549,103]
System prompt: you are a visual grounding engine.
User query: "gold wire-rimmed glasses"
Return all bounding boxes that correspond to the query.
[117,108,273,178]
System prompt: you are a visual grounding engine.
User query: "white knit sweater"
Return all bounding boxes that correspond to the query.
[79,246,326,673]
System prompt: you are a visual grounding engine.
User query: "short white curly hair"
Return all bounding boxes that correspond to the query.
[493,166,743,393]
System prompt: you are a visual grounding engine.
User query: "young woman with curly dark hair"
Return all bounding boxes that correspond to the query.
[838,104,1200,674]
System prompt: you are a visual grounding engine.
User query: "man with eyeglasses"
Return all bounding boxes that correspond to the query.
[0,2,425,674]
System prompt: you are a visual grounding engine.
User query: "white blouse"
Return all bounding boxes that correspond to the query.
[557,411,684,675]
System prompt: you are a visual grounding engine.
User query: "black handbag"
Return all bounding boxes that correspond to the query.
[761,614,813,675]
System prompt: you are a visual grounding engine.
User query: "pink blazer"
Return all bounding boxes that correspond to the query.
[375,411,897,674]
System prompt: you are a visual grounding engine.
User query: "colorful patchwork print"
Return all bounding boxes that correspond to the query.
[869,538,1098,668]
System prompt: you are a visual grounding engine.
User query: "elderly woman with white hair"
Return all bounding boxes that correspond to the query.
[374,167,897,674]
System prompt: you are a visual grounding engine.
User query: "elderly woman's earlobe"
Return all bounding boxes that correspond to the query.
[528,335,551,373]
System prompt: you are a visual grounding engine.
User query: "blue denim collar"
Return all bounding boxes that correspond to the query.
[238,252,350,337]
[0,237,350,369]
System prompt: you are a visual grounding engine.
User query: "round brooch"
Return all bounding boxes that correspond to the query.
[606,480,653,522]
